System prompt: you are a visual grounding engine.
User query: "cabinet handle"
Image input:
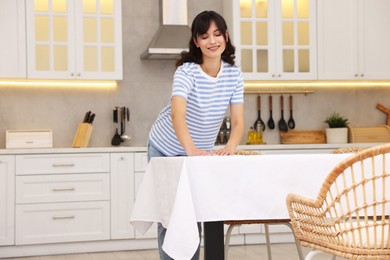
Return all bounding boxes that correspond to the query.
[52,163,75,167]
[52,187,76,192]
[272,74,276,77]
[71,73,74,76]
[354,74,358,77]
[52,215,75,220]
[361,74,364,77]
[278,74,281,77]
[25,141,34,144]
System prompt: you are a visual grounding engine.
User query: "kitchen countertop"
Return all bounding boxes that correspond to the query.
[0,143,383,155]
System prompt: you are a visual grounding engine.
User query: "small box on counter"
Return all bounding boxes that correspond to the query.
[6,129,53,149]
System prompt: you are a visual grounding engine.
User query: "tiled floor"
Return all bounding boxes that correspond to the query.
[2,243,341,260]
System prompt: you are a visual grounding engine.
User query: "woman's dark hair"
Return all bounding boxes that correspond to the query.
[176,10,236,68]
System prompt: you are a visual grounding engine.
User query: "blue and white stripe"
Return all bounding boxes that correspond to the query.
[149,61,244,156]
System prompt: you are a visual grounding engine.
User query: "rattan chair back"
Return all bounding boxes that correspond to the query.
[287,143,390,259]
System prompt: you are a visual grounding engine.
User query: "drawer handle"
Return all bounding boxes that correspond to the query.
[52,215,75,220]
[52,163,75,167]
[52,187,76,192]
[25,141,34,144]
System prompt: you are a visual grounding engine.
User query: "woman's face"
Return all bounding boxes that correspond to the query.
[194,21,227,60]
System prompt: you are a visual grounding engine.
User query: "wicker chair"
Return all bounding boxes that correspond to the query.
[224,150,304,260]
[287,143,390,259]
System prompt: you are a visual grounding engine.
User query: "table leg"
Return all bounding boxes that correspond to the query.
[203,221,225,260]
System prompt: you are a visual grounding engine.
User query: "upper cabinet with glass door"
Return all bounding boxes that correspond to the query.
[26,0,122,80]
[224,0,317,80]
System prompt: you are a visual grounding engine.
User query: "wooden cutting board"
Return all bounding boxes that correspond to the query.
[280,130,326,144]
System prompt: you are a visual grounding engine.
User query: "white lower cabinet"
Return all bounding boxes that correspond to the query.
[15,201,110,245]
[14,153,110,245]
[0,155,15,246]
[110,153,135,239]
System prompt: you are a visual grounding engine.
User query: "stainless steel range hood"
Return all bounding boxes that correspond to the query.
[141,0,191,60]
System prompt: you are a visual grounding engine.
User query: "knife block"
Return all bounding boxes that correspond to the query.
[72,123,93,148]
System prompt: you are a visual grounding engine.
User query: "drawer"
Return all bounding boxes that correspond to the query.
[15,201,110,245]
[134,152,148,172]
[16,153,109,175]
[16,173,110,204]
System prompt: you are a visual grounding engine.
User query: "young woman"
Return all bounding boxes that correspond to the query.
[147,10,245,260]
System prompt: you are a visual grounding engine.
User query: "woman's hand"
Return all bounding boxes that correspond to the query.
[211,147,235,156]
[186,147,211,156]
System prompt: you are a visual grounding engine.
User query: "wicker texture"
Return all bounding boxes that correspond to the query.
[287,143,390,259]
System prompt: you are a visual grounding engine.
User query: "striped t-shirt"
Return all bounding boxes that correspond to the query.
[148,61,244,156]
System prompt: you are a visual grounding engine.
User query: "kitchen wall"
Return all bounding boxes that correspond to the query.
[0,0,389,149]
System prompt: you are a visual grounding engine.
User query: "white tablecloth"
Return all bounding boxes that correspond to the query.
[130,153,352,259]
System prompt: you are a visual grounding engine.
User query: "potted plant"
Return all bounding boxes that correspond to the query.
[324,112,349,143]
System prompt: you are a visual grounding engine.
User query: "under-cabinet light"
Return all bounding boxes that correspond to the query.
[244,80,390,89]
[0,79,118,89]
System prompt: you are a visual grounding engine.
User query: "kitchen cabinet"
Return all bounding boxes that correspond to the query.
[317,0,390,80]
[0,0,26,78]
[224,0,317,80]
[25,0,123,80]
[15,153,110,245]
[0,156,15,246]
[110,152,135,239]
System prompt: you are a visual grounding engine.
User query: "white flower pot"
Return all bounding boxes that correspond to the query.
[325,127,348,144]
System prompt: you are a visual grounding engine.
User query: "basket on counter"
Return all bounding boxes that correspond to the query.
[348,125,390,143]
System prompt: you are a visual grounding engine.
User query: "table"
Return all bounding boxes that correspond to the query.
[130,153,352,260]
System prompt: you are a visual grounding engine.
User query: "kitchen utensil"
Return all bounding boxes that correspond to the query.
[278,95,288,132]
[288,95,295,129]
[267,95,275,129]
[111,128,122,146]
[83,111,91,123]
[88,113,95,124]
[253,95,266,131]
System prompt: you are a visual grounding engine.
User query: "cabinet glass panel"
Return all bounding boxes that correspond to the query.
[36,45,50,70]
[101,18,114,43]
[257,49,268,72]
[241,22,252,45]
[282,22,294,45]
[283,49,294,72]
[241,49,253,72]
[255,0,267,18]
[53,0,67,13]
[54,45,67,70]
[84,18,97,42]
[298,22,309,45]
[35,0,49,12]
[298,49,309,72]
[84,46,98,71]
[35,16,49,41]
[101,0,114,14]
[297,0,308,18]
[83,0,97,14]
[240,0,252,18]
[102,47,114,71]
[256,22,267,45]
[53,16,67,42]
[281,0,294,18]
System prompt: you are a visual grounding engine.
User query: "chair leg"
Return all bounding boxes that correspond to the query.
[283,222,304,260]
[224,224,238,260]
[305,250,325,260]
[264,224,272,260]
